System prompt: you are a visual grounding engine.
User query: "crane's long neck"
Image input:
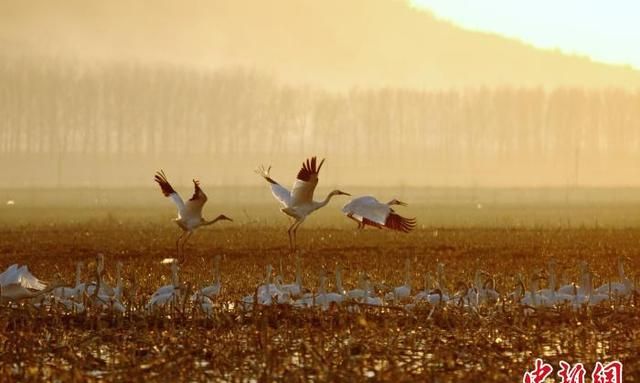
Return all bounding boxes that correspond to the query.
[548,262,556,291]
[295,260,302,287]
[474,270,482,289]
[364,280,372,299]
[91,262,102,298]
[515,275,525,299]
[313,192,338,211]
[75,263,82,287]
[437,264,446,292]
[357,274,365,290]
[203,216,226,226]
[336,269,344,293]
[116,264,122,290]
[404,260,411,286]
[319,276,327,295]
[214,256,221,284]
[171,263,179,286]
[618,259,626,280]
[265,265,272,285]
[425,272,432,292]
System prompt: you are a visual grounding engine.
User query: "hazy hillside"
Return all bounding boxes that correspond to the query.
[1,0,640,89]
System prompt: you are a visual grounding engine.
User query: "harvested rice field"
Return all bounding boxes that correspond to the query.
[1,202,639,382]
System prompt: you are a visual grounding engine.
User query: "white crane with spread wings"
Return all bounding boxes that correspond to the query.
[154,170,232,261]
[342,196,416,233]
[256,157,350,251]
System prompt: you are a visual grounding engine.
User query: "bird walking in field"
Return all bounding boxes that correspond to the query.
[342,196,416,233]
[154,170,233,262]
[256,157,350,251]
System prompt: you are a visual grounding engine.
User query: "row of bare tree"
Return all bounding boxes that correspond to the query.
[1,57,639,187]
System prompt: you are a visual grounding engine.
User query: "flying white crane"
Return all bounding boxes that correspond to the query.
[154,170,233,261]
[256,157,350,251]
[342,196,416,233]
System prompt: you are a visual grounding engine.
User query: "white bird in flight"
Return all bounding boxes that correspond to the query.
[342,196,416,233]
[256,156,350,251]
[154,170,233,262]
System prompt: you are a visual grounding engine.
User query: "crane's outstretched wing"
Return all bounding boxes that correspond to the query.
[183,179,208,218]
[290,157,325,206]
[154,170,186,216]
[384,212,416,233]
[17,266,47,290]
[256,165,291,207]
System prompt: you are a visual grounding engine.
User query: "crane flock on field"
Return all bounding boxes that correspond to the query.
[1,156,638,317]
[1,254,638,316]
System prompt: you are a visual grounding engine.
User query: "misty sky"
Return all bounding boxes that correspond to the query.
[412,0,640,69]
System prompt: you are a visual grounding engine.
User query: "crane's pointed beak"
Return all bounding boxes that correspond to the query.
[396,200,408,206]
[339,191,351,196]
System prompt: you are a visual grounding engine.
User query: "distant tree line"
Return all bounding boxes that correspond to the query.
[0,56,638,187]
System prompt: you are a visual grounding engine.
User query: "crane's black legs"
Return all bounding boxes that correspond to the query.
[346,213,363,230]
[176,232,186,259]
[180,231,193,263]
[287,219,304,253]
[175,231,193,264]
[292,220,304,252]
[287,221,297,252]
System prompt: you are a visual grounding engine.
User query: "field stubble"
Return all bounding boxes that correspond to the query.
[0,205,640,382]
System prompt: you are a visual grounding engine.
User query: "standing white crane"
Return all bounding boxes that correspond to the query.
[0,264,60,303]
[342,196,416,233]
[147,260,181,310]
[0,264,47,291]
[595,257,634,297]
[256,157,350,251]
[154,170,233,261]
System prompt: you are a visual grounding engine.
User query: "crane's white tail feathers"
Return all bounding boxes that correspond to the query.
[385,213,417,233]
